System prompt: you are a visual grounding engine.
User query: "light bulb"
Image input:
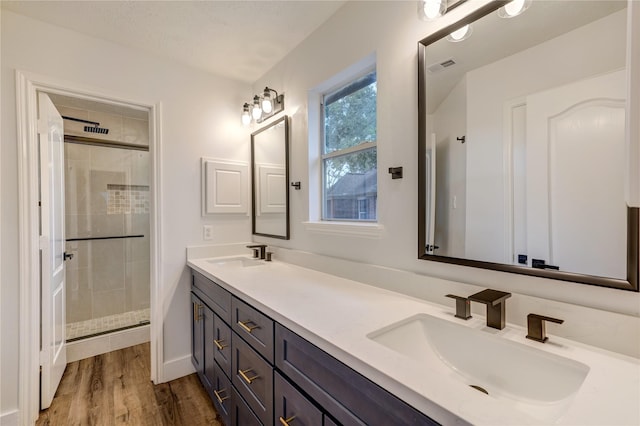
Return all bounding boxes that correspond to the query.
[241,103,251,126]
[262,94,273,114]
[498,0,531,18]
[252,96,262,120]
[421,0,445,21]
[447,24,472,42]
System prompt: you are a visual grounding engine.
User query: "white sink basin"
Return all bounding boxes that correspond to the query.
[207,256,265,268]
[368,313,590,422]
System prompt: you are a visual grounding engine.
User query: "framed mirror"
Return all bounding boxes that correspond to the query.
[418,1,638,291]
[251,115,290,239]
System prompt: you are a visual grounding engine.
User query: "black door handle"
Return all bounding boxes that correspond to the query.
[63,252,74,261]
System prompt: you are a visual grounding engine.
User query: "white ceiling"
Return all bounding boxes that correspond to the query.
[1,0,346,83]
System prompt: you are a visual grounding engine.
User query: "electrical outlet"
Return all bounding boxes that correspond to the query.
[203,225,213,240]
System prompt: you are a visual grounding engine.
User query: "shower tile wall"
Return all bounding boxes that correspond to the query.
[62,111,150,335]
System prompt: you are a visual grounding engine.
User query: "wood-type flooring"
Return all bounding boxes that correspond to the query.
[36,343,222,425]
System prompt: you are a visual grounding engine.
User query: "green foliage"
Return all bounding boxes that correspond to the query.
[323,81,377,187]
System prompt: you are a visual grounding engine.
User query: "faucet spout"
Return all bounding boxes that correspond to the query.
[246,244,267,260]
[468,289,511,330]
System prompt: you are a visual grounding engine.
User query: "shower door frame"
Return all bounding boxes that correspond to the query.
[15,70,163,425]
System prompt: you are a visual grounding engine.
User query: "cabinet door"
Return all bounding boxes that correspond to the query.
[203,303,215,391]
[212,361,232,426]
[193,271,232,323]
[214,313,232,379]
[231,387,263,426]
[191,292,204,376]
[276,324,438,426]
[275,372,323,426]
[232,333,273,425]
[232,297,274,363]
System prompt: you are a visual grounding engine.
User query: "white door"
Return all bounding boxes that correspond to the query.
[425,133,437,254]
[525,70,627,278]
[38,92,67,409]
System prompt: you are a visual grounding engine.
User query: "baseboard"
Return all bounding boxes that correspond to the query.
[162,355,195,383]
[66,324,150,362]
[0,409,19,426]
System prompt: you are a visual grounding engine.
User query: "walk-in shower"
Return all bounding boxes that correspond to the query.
[54,97,151,342]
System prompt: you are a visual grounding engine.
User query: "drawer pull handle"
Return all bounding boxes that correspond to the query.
[238,368,259,384]
[193,304,202,322]
[213,388,229,404]
[279,416,296,426]
[238,320,260,334]
[214,339,227,350]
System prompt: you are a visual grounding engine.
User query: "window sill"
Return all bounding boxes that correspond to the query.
[302,221,384,239]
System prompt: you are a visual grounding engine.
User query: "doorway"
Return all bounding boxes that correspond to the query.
[16,71,162,425]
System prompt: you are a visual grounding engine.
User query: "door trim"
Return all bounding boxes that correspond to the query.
[16,70,164,424]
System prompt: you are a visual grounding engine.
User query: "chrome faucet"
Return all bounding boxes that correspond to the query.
[246,244,267,260]
[467,289,512,330]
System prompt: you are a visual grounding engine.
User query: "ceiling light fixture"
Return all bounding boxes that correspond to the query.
[498,0,531,18]
[447,24,473,42]
[241,86,285,126]
[418,0,446,21]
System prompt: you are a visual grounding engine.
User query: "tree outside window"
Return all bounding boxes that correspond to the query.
[322,71,377,221]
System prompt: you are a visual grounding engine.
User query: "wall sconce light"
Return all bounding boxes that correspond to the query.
[447,24,473,42]
[498,0,531,18]
[241,86,285,126]
[418,0,447,21]
[241,103,251,126]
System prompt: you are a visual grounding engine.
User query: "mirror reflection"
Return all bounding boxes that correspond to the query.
[251,115,289,239]
[419,1,638,290]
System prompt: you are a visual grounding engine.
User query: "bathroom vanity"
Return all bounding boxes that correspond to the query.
[187,254,640,425]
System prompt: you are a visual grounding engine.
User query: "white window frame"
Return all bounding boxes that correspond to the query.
[321,68,377,222]
[304,53,384,238]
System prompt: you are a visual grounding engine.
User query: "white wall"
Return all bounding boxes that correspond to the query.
[465,9,627,263]
[1,10,251,417]
[432,76,467,258]
[251,1,639,319]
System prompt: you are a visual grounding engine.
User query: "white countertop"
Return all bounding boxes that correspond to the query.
[187,255,640,425]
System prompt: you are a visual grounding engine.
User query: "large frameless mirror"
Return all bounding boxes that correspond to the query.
[418,0,638,291]
[251,115,290,239]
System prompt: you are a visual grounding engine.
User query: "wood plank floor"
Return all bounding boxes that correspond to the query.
[36,343,223,425]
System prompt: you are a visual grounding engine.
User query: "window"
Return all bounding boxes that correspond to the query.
[322,70,377,221]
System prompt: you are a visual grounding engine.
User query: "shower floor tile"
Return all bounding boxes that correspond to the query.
[66,308,150,341]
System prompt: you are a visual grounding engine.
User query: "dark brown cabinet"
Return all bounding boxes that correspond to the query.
[191,269,439,426]
[274,372,323,426]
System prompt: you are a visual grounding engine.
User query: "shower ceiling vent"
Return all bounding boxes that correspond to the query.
[427,58,457,74]
[84,125,109,134]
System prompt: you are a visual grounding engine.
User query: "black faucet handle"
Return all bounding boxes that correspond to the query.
[446,294,472,320]
[526,313,564,343]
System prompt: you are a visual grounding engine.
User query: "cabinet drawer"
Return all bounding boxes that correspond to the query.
[193,270,232,323]
[232,333,273,425]
[323,416,339,426]
[213,313,232,379]
[275,324,438,426]
[212,361,232,426]
[232,297,274,363]
[231,387,263,426]
[275,372,322,426]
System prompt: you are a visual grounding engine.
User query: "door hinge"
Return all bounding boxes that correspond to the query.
[39,235,48,250]
[37,118,47,135]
